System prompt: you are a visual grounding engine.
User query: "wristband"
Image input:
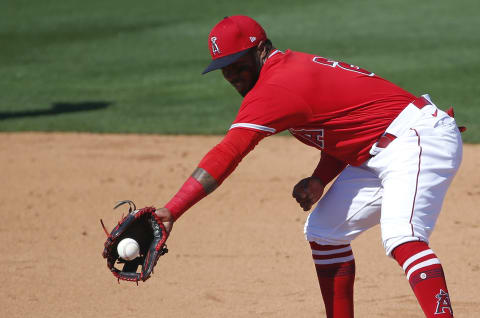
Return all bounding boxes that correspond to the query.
[165,176,207,220]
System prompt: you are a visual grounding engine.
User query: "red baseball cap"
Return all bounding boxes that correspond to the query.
[202,15,267,74]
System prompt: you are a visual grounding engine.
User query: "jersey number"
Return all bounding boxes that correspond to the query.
[313,56,374,76]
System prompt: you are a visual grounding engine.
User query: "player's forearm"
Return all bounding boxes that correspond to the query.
[164,168,216,220]
[312,152,347,186]
[164,128,266,220]
[191,167,218,194]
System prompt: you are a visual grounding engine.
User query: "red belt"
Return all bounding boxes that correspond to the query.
[375,96,430,149]
[411,96,430,109]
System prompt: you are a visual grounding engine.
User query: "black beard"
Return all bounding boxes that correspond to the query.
[239,53,261,97]
[239,74,259,97]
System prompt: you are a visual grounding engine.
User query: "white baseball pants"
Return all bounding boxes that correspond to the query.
[305,95,463,255]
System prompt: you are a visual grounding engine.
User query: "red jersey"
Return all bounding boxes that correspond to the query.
[232,50,416,166]
[166,50,418,219]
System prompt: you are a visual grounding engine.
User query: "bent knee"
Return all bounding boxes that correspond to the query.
[383,236,430,256]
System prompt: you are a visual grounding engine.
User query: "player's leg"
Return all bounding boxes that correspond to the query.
[309,242,356,318]
[305,165,383,318]
[374,113,462,317]
[392,241,454,317]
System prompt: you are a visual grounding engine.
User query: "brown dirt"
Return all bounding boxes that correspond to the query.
[1,132,479,317]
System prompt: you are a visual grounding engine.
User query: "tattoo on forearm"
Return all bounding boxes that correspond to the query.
[191,167,218,194]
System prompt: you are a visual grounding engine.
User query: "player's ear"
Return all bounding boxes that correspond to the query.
[256,41,269,64]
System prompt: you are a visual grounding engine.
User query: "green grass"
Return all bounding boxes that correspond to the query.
[1,0,479,141]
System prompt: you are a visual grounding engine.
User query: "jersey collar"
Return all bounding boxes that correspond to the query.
[267,49,282,59]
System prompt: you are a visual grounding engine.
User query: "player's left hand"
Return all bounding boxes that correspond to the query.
[101,200,169,283]
[292,177,325,211]
[154,207,175,235]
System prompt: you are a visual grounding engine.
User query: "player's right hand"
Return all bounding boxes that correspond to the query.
[292,177,325,211]
[154,207,175,235]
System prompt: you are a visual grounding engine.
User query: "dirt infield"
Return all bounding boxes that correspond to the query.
[1,132,479,317]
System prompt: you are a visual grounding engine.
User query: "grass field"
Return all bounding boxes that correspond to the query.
[1,0,479,141]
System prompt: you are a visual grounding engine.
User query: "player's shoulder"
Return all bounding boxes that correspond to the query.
[263,49,314,68]
[275,49,320,64]
[259,50,318,83]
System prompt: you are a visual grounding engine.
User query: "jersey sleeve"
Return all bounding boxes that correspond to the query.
[231,84,311,134]
[311,152,347,186]
[165,128,267,220]
[197,128,266,185]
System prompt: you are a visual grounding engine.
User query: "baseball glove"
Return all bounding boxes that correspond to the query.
[101,200,168,283]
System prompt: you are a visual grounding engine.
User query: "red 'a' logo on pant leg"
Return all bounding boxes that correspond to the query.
[435,289,453,315]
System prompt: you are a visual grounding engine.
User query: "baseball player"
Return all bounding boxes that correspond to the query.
[155,15,463,317]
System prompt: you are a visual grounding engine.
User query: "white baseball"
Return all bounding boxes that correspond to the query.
[117,238,140,261]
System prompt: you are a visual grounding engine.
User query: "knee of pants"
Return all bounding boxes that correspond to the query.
[381,220,433,256]
[382,234,430,256]
[304,217,357,246]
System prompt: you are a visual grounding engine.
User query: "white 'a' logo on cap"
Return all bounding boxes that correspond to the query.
[211,37,220,55]
[250,36,256,42]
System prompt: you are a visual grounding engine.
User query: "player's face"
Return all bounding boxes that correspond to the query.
[222,50,261,97]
